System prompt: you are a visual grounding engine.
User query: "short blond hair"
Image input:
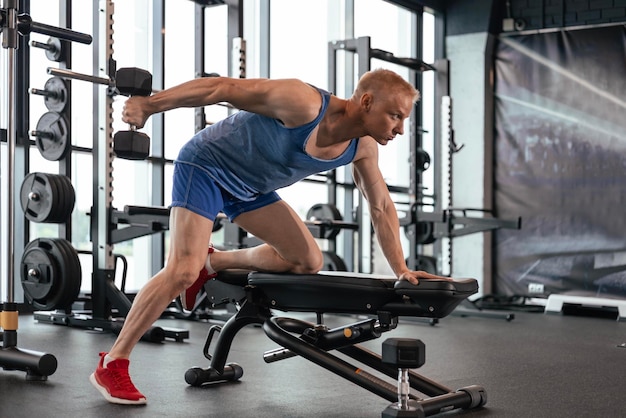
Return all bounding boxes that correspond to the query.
[354,68,420,103]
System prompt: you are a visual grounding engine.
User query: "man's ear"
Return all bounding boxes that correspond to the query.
[360,93,372,111]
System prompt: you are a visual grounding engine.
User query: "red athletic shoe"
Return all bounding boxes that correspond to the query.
[89,352,147,405]
[179,246,218,311]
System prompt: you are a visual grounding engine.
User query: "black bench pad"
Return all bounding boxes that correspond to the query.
[247,271,478,318]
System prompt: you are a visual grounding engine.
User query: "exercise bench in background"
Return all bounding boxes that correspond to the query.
[185,271,487,417]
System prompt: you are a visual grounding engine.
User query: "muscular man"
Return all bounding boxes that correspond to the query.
[90,68,449,405]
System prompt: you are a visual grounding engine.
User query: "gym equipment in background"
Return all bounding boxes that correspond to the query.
[185,270,487,417]
[0,2,92,380]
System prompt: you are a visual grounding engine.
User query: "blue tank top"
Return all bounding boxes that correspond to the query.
[176,87,359,201]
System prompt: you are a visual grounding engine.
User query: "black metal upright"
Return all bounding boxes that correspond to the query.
[57,0,72,244]
[328,35,438,274]
[28,0,188,343]
[90,0,117,324]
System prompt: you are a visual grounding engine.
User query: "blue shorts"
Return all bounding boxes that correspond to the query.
[170,162,281,222]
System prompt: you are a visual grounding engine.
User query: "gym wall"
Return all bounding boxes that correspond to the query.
[492,24,626,298]
[442,0,626,295]
[507,0,626,31]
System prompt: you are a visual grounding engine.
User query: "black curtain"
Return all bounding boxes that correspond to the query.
[493,25,626,298]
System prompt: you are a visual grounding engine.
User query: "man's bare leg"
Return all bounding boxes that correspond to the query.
[109,207,213,360]
[208,200,324,274]
[91,207,214,404]
[109,200,318,361]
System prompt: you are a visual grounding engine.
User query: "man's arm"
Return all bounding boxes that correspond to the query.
[352,138,451,284]
[121,77,321,129]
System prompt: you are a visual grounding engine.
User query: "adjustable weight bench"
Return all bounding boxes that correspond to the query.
[186,271,487,417]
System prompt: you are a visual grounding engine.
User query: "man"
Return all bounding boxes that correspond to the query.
[90,68,450,405]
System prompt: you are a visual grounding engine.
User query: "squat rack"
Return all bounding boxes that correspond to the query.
[327,35,444,274]
[0,0,91,379]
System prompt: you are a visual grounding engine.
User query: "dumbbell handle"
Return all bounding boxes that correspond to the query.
[397,369,410,410]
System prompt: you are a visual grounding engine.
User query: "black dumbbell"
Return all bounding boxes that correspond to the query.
[381,338,426,418]
[113,67,153,160]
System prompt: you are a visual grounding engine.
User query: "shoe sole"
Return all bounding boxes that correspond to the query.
[178,292,193,312]
[89,372,147,405]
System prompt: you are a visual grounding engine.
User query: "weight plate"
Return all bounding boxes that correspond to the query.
[21,245,59,300]
[52,238,82,309]
[20,238,82,310]
[322,251,347,272]
[416,148,431,172]
[20,173,76,223]
[20,173,54,223]
[45,173,63,223]
[42,77,68,112]
[60,175,76,222]
[44,37,64,62]
[416,256,437,274]
[306,203,343,240]
[416,221,436,245]
[35,111,70,161]
[46,173,75,223]
[21,239,63,309]
[306,203,343,222]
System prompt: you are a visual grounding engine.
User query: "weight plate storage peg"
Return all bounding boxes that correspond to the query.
[20,172,76,223]
[32,111,70,161]
[21,238,82,311]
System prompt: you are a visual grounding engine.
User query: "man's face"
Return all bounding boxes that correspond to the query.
[363,92,413,145]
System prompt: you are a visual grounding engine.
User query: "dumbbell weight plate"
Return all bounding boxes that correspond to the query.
[113,130,150,160]
[34,111,70,161]
[42,77,68,112]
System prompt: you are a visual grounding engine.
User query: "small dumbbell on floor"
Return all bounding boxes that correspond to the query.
[113,67,153,160]
[381,338,426,418]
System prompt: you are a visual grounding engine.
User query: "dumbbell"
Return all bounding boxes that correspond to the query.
[113,67,153,160]
[381,338,426,418]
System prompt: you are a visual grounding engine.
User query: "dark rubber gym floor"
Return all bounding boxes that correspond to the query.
[1,307,625,418]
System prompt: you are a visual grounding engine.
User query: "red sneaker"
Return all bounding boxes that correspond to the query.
[179,246,218,312]
[89,352,147,405]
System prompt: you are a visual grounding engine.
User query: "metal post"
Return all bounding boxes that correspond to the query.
[3,0,18,305]
[356,36,372,274]
[151,0,165,276]
[58,0,72,243]
[91,0,116,319]
[0,0,58,380]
